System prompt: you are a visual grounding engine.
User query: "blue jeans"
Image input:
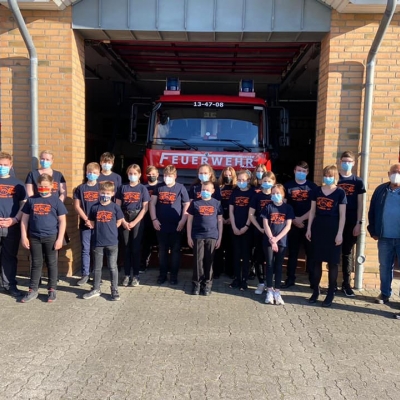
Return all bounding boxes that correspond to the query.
[92,245,118,291]
[377,238,400,297]
[80,229,94,276]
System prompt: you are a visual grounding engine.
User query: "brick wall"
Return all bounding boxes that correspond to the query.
[0,5,85,276]
[316,11,400,288]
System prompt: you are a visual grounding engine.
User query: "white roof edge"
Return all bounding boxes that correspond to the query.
[318,0,400,13]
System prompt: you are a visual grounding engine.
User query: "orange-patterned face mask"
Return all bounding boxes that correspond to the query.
[38,186,51,197]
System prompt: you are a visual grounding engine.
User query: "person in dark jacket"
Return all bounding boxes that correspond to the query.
[367,163,400,308]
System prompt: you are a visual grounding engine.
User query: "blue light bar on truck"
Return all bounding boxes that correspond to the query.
[239,79,255,97]
[164,77,181,95]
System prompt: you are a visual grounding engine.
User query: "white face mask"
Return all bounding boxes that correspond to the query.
[164,176,174,185]
[389,173,400,185]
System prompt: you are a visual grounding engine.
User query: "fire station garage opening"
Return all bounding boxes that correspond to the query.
[73,0,331,182]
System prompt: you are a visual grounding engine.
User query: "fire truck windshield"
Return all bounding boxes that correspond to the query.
[151,103,264,148]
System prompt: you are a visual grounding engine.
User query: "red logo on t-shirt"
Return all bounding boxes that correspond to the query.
[84,191,99,202]
[33,203,51,215]
[158,191,177,204]
[96,211,113,222]
[123,192,140,203]
[338,183,355,196]
[291,189,309,201]
[270,213,286,224]
[235,197,250,207]
[317,197,334,211]
[221,190,232,200]
[199,205,215,216]
[52,182,59,193]
[259,199,271,209]
[0,184,16,198]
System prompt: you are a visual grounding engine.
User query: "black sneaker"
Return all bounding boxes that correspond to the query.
[157,276,167,285]
[77,276,89,286]
[21,289,38,303]
[83,289,101,300]
[342,285,355,297]
[111,288,120,301]
[5,286,22,297]
[375,294,390,304]
[308,290,320,304]
[229,279,240,289]
[191,286,200,295]
[281,281,295,289]
[170,279,178,285]
[322,291,335,307]
[121,276,130,287]
[240,280,248,291]
[47,289,57,303]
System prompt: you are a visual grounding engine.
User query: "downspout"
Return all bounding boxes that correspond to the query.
[7,0,39,170]
[354,0,396,290]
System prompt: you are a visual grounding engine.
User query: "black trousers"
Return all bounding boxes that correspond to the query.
[214,225,233,276]
[192,238,216,289]
[253,229,265,283]
[264,245,285,289]
[157,231,182,280]
[122,220,144,277]
[341,219,358,286]
[232,231,251,281]
[141,220,158,268]
[0,225,20,289]
[29,234,58,291]
[313,262,338,290]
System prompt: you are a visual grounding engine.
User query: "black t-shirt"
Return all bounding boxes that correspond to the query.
[153,182,190,233]
[250,191,272,226]
[116,183,150,212]
[22,195,68,238]
[73,182,100,229]
[338,174,366,220]
[310,186,347,218]
[89,202,124,247]
[229,187,255,229]
[25,169,66,197]
[220,184,234,219]
[261,202,295,247]
[0,176,27,218]
[144,182,159,198]
[189,183,221,201]
[187,198,223,240]
[284,180,318,218]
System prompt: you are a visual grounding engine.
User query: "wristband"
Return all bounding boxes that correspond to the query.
[14,217,20,223]
[245,224,250,228]
[152,218,158,222]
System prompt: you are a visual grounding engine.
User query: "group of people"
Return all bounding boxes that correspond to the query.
[0,149,399,315]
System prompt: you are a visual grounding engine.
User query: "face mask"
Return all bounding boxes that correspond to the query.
[102,163,112,171]
[323,176,335,186]
[147,175,157,183]
[341,162,353,172]
[0,166,10,177]
[38,187,51,197]
[164,177,174,185]
[40,160,52,169]
[237,182,248,190]
[86,173,99,181]
[295,171,307,181]
[100,194,112,202]
[261,182,273,190]
[389,173,400,185]
[198,174,209,182]
[256,171,263,180]
[223,176,232,184]
[201,190,212,199]
[271,193,282,203]
[129,175,139,183]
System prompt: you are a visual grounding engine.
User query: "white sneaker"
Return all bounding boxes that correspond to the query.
[255,283,265,295]
[274,291,285,305]
[265,290,274,304]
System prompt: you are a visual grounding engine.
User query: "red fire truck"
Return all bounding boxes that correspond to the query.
[142,79,271,185]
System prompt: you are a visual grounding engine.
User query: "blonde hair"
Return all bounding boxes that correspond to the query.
[163,165,177,175]
[323,165,339,183]
[0,152,12,161]
[146,165,158,175]
[262,171,276,182]
[218,167,237,187]
[86,162,100,172]
[40,150,54,159]
[272,183,285,198]
[126,164,141,175]
[99,181,115,192]
[193,164,217,185]
[38,173,53,184]
[252,164,268,186]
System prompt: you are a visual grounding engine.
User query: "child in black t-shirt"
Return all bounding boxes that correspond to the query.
[261,184,294,305]
[98,152,122,197]
[84,181,124,301]
[73,162,101,286]
[187,181,223,296]
[189,164,221,201]
[20,174,68,303]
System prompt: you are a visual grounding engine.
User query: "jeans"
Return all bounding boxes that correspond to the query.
[80,229,94,277]
[29,234,58,290]
[377,237,400,297]
[341,219,358,286]
[157,231,182,280]
[232,231,251,281]
[192,238,216,289]
[122,221,144,277]
[264,245,285,289]
[93,245,119,291]
[0,225,20,289]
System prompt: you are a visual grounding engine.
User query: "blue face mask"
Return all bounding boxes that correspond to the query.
[201,190,212,199]
[40,160,52,169]
[341,162,353,172]
[261,182,273,190]
[129,175,139,183]
[102,163,112,171]
[237,182,248,190]
[100,194,112,202]
[0,166,10,177]
[86,173,99,181]
[323,176,335,185]
[295,171,307,181]
[256,171,263,180]
[271,193,282,203]
[198,174,209,182]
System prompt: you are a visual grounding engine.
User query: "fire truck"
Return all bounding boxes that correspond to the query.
[142,78,272,185]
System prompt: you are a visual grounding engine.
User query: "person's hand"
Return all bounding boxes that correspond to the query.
[187,237,194,248]
[177,220,186,231]
[225,219,231,225]
[305,230,311,241]
[85,220,93,229]
[21,238,30,250]
[293,218,304,229]
[269,236,277,244]
[0,218,14,228]
[272,242,279,253]
[232,227,240,235]
[123,220,131,231]
[215,239,221,249]
[54,238,63,250]
[335,233,343,246]
[239,226,248,235]
[353,224,361,237]
[153,219,161,231]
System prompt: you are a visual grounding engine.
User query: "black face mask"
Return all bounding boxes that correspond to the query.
[147,175,157,183]
[223,176,232,184]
